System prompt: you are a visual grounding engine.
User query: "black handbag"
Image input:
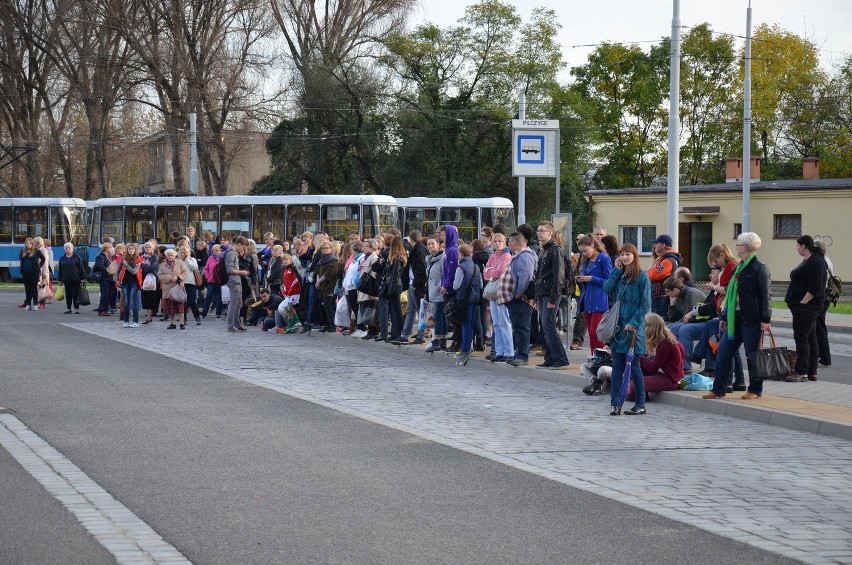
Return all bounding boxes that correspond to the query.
[76,283,91,306]
[357,273,380,297]
[443,294,467,324]
[746,329,792,381]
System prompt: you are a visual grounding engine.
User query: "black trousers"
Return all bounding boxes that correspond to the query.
[791,302,821,376]
[816,301,831,365]
[23,276,39,307]
[64,280,81,310]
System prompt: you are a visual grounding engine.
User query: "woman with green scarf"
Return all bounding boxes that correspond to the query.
[703,232,772,399]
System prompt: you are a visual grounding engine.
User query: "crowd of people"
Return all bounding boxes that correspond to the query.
[17,223,836,415]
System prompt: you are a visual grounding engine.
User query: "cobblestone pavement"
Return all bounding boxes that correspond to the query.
[70,321,852,565]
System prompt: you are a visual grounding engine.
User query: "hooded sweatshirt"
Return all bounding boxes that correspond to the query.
[440,225,459,294]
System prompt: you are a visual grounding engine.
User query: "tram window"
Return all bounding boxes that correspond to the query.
[404,208,437,237]
[362,206,376,237]
[125,206,154,242]
[322,205,360,240]
[0,207,11,243]
[189,206,219,240]
[13,207,48,243]
[221,205,250,240]
[100,207,124,242]
[287,205,318,238]
[485,207,516,231]
[51,207,89,246]
[377,205,398,235]
[156,206,187,243]
[440,207,477,243]
[253,206,286,241]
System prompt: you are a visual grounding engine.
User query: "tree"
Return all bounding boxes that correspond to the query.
[571,41,669,189]
[679,23,739,185]
[747,24,827,177]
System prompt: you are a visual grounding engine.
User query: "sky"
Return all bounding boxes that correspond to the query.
[412,0,851,77]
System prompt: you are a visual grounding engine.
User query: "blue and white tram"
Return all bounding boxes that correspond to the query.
[88,194,399,245]
[0,197,90,282]
[396,197,516,242]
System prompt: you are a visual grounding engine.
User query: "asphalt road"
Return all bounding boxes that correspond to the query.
[0,293,802,564]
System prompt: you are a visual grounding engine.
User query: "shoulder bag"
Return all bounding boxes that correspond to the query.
[597,278,628,343]
[746,329,792,380]
[168,283,187,303]
[357,272,380,297]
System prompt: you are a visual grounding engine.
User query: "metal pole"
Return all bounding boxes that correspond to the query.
[555,154,561,215]
[517,92,526,226]
[189,113,198,195]
[667,0,681,247]
[742,1,752,232]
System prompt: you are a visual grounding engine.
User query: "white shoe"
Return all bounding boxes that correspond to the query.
[129,322,140,328]
[352,329,365,338]
[122,322,130,328]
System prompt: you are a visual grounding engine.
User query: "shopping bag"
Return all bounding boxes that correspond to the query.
[106,261,119,275]
[54,284,65,302]
[76,284,91,306]
[220,284,231,305]
[746,329,792,381]
[167,284,187,303]
[334,298,350,327]
[418,299,429,332]
[142,273,157,291]
[38,284,54,303]
[357,304,377,326]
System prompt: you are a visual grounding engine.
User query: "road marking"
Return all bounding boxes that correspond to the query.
[0,414,191,565]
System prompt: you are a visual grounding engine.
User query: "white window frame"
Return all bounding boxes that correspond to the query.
[619,225,657,256]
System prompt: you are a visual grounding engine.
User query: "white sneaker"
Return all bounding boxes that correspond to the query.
[129,322,140,328]
[352,329,365,338]
[122,322,130,328]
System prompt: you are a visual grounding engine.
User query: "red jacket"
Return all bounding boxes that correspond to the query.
[281,266,301,297]
[118,256,144,287]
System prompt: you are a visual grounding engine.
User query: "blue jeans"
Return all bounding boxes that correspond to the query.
[122,283,141,323]
[490,300,514,358]
[461,303,476,353]
[611,351,645,408]
[432,300,447,338]
[712,313,762,396]
[202,283,222,317]
[675,321,702,371]
[506,299,533,361]
[536,297,568,365]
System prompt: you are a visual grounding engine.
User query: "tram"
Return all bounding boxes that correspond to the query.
[0,198,90,282]
[396,197,516,243]
[87,195,399,245]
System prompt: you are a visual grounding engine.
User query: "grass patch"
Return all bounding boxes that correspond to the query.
[772,300,852,315]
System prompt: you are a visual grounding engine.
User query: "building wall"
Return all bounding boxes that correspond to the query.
[589,188,849,282]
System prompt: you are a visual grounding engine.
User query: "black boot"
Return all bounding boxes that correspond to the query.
[582,379,603,396]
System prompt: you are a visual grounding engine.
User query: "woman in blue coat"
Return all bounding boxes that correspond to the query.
[603,243,651,416]
[575,235,613,353]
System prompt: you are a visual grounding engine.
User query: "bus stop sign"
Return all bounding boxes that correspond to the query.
[511,119,559,177]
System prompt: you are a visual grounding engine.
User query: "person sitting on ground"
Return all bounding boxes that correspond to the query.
[256,288,284,332]
[674,266,701,290]
[626,313,685,400]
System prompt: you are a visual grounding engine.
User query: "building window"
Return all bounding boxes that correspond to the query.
[734,223,742,239]
[620,225,656,255]
[774,214,801,239]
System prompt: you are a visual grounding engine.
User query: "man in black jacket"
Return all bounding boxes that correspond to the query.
[534,221,569,369]
[399,231,429,344]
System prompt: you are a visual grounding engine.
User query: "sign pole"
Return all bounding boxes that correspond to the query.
[517,92,526,226]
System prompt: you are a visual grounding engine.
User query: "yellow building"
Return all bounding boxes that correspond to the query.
[586,161,849,282]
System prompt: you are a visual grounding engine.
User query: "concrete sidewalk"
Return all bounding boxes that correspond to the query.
[379,330,852,442]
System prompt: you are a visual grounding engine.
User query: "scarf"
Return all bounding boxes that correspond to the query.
[725,253,756,338]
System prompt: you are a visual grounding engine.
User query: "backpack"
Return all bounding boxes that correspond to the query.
[826,274,842,307]
[214,251,232,284]
[561,253,576,299]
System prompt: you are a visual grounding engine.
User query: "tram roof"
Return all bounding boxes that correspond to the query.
[0,197,87,207]
[395,197,513,207]
[91,194,398,207]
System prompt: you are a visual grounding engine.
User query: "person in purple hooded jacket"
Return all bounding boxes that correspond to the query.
[438,224,459,297]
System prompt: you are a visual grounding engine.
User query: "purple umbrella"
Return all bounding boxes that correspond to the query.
[619,328,638,407]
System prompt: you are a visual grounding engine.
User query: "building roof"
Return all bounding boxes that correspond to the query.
[586,177,852,196]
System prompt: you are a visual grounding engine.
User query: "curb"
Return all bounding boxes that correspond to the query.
[352,334,852,442]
